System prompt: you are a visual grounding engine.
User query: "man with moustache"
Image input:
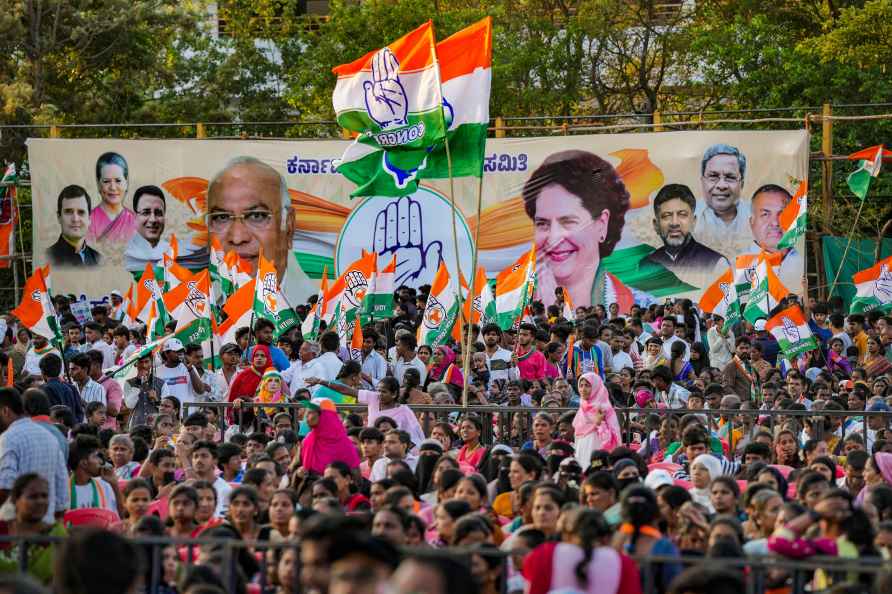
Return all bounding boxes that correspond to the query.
[46,185,102,267]
[747,184,804,291]
[693,144,753,258]
[643,184,727,275]
[206,156,314,299]
[124,185,170,271]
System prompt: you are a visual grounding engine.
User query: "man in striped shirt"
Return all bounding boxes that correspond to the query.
[69,353,106,406]
[670,425,739,481]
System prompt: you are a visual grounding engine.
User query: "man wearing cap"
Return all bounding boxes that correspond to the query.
[109,290,126,322]
[155,338,207,410]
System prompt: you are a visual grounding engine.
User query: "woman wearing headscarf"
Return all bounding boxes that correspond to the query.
[427,346,464,399]
[299,398,361,477]
[226,345,271,424]
[256,369,287,416]
[857,451,892,506]
[573,372,621,470]
[689,454,722,512]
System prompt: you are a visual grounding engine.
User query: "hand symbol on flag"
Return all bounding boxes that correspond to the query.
[344,270,369,308]
[781,316,801,344]
[363,48,409,129]
[373,196,443,286]
[874,264,892,303]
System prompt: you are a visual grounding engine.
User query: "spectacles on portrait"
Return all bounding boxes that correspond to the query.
[702,172,740,185]
[205,210,274,232]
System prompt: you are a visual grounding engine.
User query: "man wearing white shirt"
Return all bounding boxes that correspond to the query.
[369,430,419,482]
[84,322,116,370]
[658,317,689,362]
[706,313,735,371]
[284,340,322,398]
[23,335,61,377]
[313,332,345,385]
[392,333,427,385]
[359,327,387,389]
[481,324,516,388]
[609,335,634,372]
[154,339,206,410]
[189,441,232,517]
[209,343,242,398]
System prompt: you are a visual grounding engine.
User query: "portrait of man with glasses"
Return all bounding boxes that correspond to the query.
[692,143,752,259]
[124,185,170,272]
[206,156,297,290]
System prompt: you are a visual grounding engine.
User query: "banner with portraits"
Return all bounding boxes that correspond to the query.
[27,130,808,311]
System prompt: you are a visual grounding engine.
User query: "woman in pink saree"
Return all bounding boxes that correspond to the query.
[573,372,622,470]
[88,152,137,244]
[299,398,361,476]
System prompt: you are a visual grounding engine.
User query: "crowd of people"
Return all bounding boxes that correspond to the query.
[1,286,892,594]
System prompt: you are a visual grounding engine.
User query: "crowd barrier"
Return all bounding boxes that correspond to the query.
[183,401,892,452]
[0,533,886,594]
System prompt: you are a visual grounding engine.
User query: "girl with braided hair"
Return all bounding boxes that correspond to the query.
[612,485,682,594]
[522,507,641,594]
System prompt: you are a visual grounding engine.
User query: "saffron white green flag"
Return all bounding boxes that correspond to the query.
[766,305,818,359]
[332,21,446,197]
[777,181,807,250]
[334,18,492,196]
[495,246,536,331]
[362,254,396,321]
[417,260,459,347]
[11,266,62,345]
[847,145,890,200]
[301,266,328,342]
[850,255,892,314]
[253,251,298,339]
[743,255,790,324]
[699,268,741,331]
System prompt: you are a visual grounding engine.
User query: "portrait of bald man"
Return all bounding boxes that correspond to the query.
[207,156,295,278]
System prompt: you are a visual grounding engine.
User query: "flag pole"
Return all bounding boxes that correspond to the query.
[829,198,867,297]
[460,174,485,409]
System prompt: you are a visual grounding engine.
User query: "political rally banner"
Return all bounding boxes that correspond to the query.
[27,130,808,311]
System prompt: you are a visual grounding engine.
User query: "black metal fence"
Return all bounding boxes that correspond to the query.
[0,533,886,594]
[184,401,892,451]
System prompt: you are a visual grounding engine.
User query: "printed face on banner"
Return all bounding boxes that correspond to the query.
[28,131,807,303]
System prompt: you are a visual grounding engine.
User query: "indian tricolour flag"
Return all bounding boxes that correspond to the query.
[253,250,298,338]
[766,305,818,359]
[847,145,891,200]
[301,266,329,342]
[851,254,892,313]
[495,246,535,331]
[419,17,492,180]
[332,21,446,197]
[452,265,495,343]
[699,268,741,331]
[777,181,807,250]
[418,260,459,347]
[743,255,790,324]
[362,254,396,321]
[11,266,61,345]
[561,287,575,322]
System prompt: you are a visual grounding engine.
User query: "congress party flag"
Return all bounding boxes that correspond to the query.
[777,181,807,250]
[253,250,298,338]
[850,254,892,314]
[107,332,170,378]
[699,268,741,331]
[418,260,459,347]
[217,278,255,345]
[11,266,61,345]
[323,251,376,344]
[362,254,396,320]
[847,145,891,200]
[301,266,328,342]
[163,269,211,332]
[496,246,536,331]
[766,305,818,359]
[743,255,790,324]
[333,21,446,197]
[349,314,364,361]
[133,262,169,336]
[452,265,496,343]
